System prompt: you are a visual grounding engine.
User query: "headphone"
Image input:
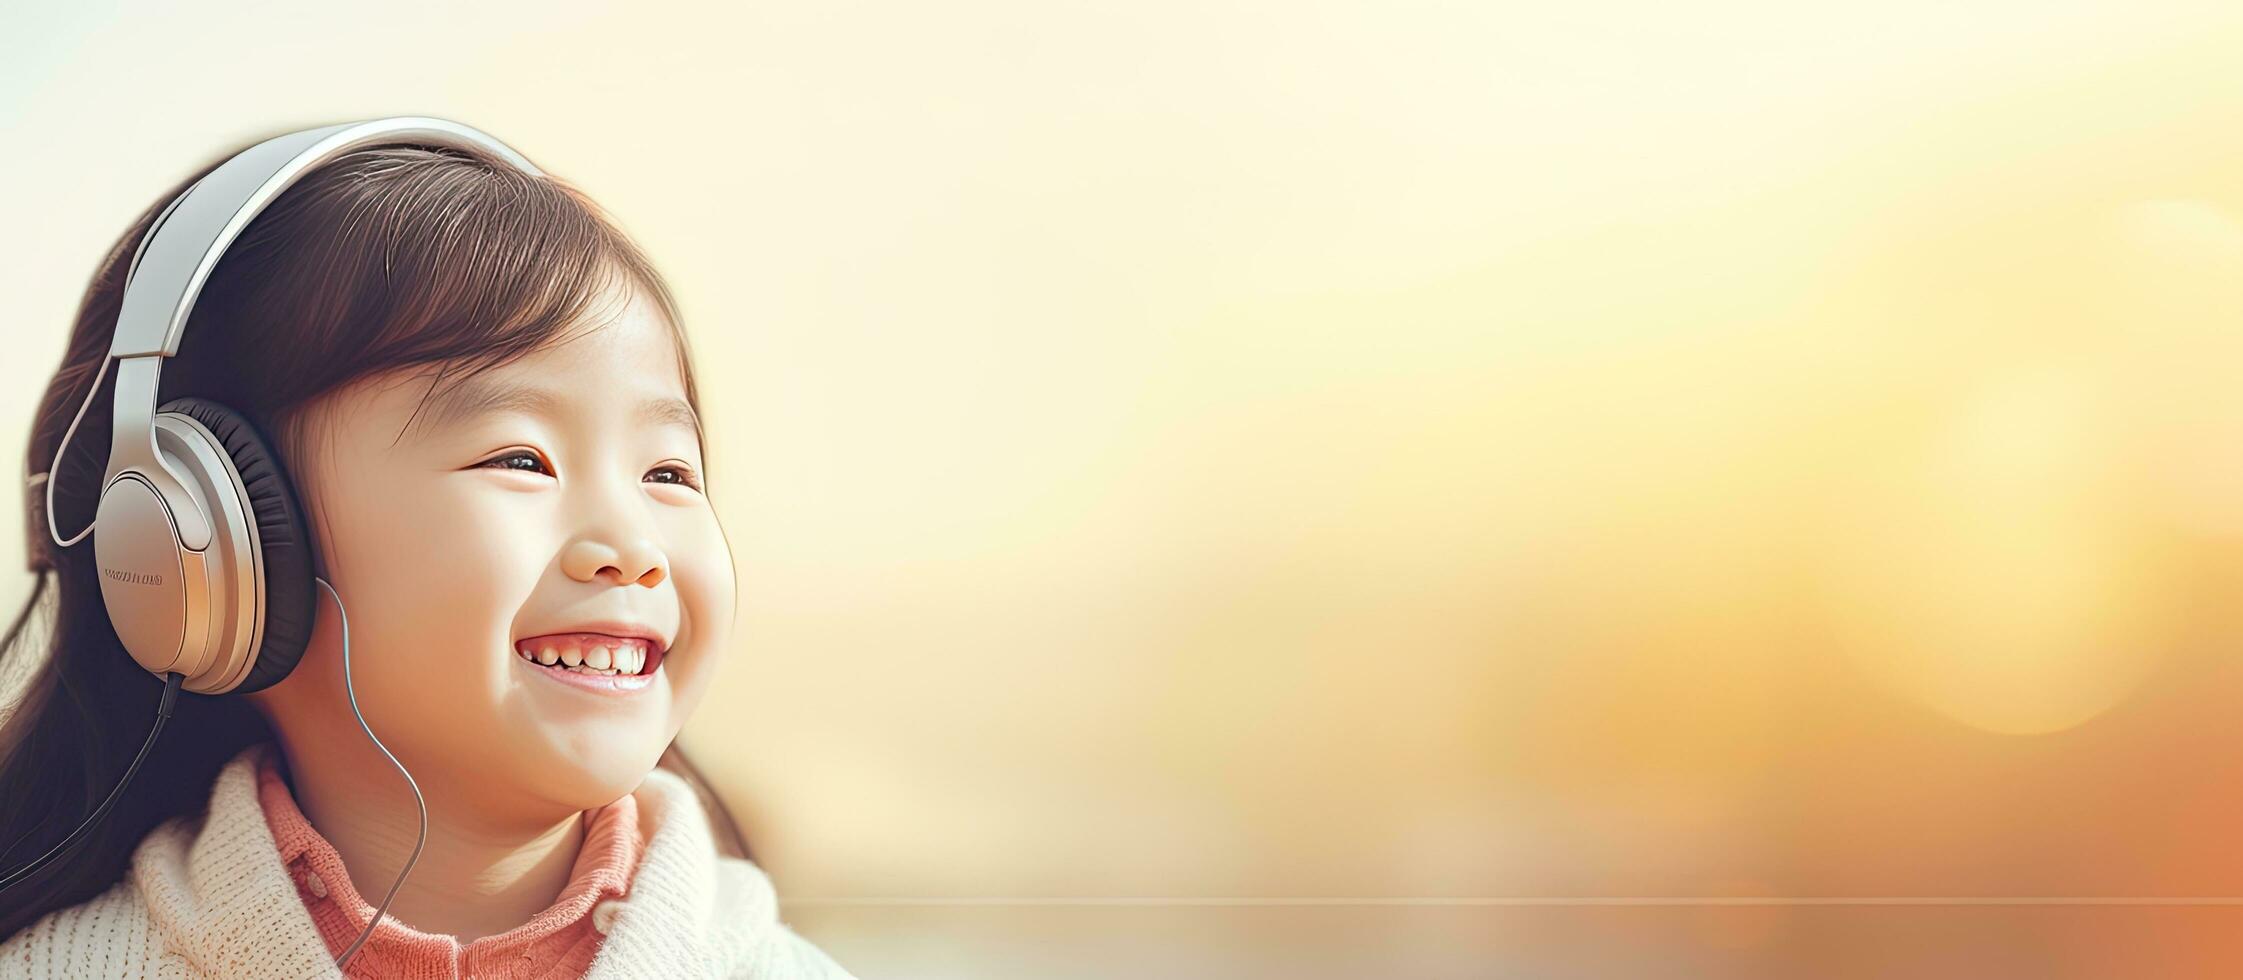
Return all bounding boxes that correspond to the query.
[4,116,543,967]
[33,115,542,696]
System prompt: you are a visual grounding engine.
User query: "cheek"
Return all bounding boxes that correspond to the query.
[325,481,544,683]
[663,512,736,708]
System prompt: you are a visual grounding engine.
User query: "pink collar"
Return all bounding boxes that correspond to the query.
[253,743,644,978]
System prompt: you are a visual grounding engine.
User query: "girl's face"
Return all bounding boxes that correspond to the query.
[252,289,734,817]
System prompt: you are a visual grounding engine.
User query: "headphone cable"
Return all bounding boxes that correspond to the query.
[0,670,184,892]
[319,575,427,972]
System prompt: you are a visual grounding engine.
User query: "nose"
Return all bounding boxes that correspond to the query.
[561,535,668,588]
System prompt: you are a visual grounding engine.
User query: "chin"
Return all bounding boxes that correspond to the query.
[532,743,668,808]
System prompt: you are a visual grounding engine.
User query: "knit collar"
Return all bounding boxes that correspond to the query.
[127,741,811,979]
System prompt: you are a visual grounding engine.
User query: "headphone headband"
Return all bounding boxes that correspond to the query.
[113,116,545,359]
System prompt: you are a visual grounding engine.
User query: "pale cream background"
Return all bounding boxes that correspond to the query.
[13,2,2243,976]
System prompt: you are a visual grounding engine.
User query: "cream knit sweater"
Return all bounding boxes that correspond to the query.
[0,746,858,979]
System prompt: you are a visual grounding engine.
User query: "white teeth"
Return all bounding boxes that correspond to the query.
[515,638,654,676]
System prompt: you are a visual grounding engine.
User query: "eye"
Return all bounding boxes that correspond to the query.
[477,449,553,476]
[647,463,704,491]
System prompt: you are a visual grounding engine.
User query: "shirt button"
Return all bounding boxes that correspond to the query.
[301,871,329,899]
[592,898,624,936]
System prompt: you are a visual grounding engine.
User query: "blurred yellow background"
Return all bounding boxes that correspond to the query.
[10,0,2243,975]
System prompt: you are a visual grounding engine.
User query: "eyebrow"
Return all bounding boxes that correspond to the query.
[402,375,702,442]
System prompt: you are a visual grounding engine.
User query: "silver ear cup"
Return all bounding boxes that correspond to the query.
[154,411,264,695]
[90,472,200,676]
[162,411,266,694]
[89,413,264,694]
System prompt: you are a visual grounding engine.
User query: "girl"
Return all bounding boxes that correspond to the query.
[0,123,856,978]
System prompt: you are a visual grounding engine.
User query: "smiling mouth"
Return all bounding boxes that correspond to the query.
[513,633,664,677]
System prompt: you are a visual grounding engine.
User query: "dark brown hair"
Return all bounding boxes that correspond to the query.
[0,128,753,942]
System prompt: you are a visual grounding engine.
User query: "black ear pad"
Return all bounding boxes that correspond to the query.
[156,397,318,695]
